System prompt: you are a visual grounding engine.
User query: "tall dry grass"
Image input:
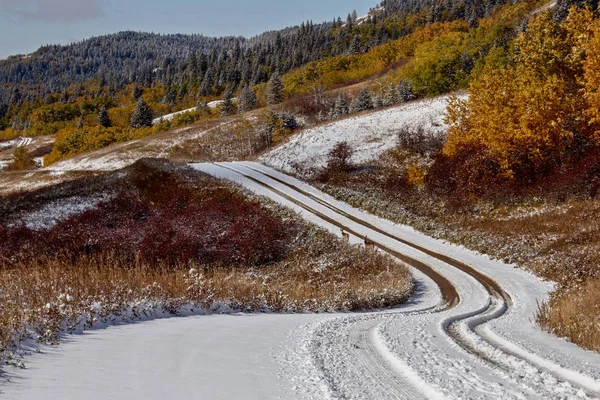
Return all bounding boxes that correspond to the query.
[537,278,600,352]
[0,229,412,365]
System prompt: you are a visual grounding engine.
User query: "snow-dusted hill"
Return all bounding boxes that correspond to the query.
[261,95,461,173]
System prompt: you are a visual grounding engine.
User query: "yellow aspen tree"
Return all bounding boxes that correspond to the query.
[582,19,600,143]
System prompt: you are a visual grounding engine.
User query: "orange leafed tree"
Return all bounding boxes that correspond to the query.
[444,8,597,184]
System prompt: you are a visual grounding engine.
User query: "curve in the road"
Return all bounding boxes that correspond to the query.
[218,161,600,398]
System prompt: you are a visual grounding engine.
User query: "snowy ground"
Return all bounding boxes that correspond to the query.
[3,162,600,399]
[152,100,226,125]
[261,95,462,173]
[6,194,113,230]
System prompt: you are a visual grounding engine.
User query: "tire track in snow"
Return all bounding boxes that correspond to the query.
[233,162,600,398]
[197,161,600,399]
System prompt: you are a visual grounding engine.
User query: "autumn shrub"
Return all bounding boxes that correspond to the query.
[397,125,445,156]
[0,159,298,268]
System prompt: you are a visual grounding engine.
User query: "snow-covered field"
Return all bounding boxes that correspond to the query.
[4,162,599,400]
[262,95,461,173]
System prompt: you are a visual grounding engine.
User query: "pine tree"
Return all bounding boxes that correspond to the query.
[333,92,350,119]
[98,106,112,128]
[356,88,374,111]
[77,114,85,129]
[267,72,284,105]
[398,80,416,102]
[383,82,399,106]
[238,85,258,113]
[221,86,236,116]
[130,98,153,128]
[350,35,362,55]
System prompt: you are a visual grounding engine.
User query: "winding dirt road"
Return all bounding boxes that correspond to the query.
[3,161,600,400]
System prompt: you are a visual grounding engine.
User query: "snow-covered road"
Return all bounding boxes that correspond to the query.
[3,162,600,399]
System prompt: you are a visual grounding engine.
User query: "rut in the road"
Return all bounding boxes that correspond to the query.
[216,161,600,399]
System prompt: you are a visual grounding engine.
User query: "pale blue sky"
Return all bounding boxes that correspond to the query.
[0,0,374,59]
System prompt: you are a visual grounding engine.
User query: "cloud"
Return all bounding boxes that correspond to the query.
[0,0,104,22]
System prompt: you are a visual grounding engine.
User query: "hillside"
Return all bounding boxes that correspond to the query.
[2,0,600,398]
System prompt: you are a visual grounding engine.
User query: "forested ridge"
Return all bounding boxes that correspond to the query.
[1,0,593,172]
[0,0,513,106]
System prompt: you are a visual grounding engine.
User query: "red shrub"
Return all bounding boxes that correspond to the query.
[0,159,300,268]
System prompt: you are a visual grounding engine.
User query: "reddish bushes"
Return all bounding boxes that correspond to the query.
[0,159,299,268]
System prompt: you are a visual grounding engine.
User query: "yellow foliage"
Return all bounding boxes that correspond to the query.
[283,21,468,95]
[582,19,600,143]
[445,9,590,181]
[406,163,426,186]
[0,128,19,141]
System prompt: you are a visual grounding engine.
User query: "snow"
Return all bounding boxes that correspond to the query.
[0,139,18,152]
[261,95,462,174]
[7,194,112,230]
[3,161,600,399]
[1,313,329,400]
[192,162,600,399]
[17,137,33,147]
[152,100,226,125]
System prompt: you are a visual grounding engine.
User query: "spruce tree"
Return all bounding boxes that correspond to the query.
[383,82,399,106]
[60,90,70,104]
[77,114,85,129]
[130,98,153,128]
[398,80,416,102]
[373,93,384,109]
[221,86,236,116]
[350,35,362,55]
[333,92,349,119]
[132,86,144,102]
[162,87,176,106]
[238,85,257,113]
[554,0,598,21]
[349,98,360,114]
[356,88,374,111]
[200,70,214,97]
[267,72,284,105]
[98,106,112,128]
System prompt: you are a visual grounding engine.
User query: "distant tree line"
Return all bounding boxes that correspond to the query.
[0,0,516,110]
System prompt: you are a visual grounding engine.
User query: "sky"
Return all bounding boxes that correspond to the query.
[0,0,374,59]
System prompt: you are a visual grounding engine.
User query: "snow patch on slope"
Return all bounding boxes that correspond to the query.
[261,95,462,174]
[9,194,113,230]
[152,100,225,125]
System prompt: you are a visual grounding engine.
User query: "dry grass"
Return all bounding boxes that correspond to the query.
[537,278,600,352]
[0,159,413,366]
[168,115,270,162]
[0,231,411,366]
[307,145,600,352]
